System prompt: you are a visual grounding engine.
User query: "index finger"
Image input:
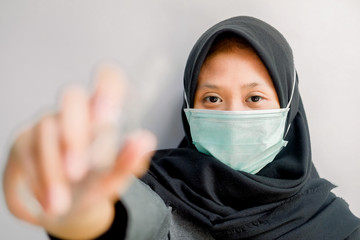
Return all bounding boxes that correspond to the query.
[89,64,128,170]
[60,87,90,182]
[91,64,128,127]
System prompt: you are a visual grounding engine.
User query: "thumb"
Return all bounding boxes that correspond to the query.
[94,130,157,199]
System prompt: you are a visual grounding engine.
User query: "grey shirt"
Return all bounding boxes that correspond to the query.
[122,177,214,240]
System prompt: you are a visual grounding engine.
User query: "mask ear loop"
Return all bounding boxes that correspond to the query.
[284,67,297,137]
[184,91,190,109]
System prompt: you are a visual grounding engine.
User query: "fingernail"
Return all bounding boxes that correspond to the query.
[48,184,71,216]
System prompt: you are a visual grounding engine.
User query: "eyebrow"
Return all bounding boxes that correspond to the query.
[197,82,261,90]
[196,83,220,90]
[242,82,260,89]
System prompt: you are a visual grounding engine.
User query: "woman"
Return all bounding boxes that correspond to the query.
[4,16,360,239]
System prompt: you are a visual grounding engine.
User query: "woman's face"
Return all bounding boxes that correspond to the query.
[194,47,280,111]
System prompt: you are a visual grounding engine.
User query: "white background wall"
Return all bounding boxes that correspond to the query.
[1,0,359,239]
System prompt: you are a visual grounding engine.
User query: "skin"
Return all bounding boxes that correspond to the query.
[3,45,279,239]
[194,47,280,111]
[3,65,157,239]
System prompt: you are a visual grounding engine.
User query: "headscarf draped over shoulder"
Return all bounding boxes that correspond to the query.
[142,16,360,239]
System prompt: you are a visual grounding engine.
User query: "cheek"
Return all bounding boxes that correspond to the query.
[271,101,281,109]
[193,96,202,109]
[266,88,280,109]
[270,96,281,109]
[193,90,202,108]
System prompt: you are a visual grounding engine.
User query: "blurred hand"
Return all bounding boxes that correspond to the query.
[3,65,157,239]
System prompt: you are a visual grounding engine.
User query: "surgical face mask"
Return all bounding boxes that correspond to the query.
[184,108,289,174]
[183,69,296,174]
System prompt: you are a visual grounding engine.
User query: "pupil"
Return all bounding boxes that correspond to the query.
[209,96,218,102]
[252,96,260,102]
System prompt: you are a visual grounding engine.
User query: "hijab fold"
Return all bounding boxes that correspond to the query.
[142,16,360,239]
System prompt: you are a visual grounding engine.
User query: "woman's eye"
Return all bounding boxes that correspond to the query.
[247,96,263,102]
[204,96,222,103]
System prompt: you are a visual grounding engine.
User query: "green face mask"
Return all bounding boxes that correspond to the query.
[184,108,289,174]
[184,67,295,174]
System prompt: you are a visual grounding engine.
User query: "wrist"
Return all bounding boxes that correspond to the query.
[45,200,115,240]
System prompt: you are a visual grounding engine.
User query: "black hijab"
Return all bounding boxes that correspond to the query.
[142,16,360,239]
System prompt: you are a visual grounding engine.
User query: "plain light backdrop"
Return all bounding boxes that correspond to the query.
[1,0,359,239]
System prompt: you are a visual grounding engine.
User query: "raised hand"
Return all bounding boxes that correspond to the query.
[3,65,157,239]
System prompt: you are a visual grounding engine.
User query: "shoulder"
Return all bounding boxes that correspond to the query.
[122,177,171,240]
[345,227,360,240]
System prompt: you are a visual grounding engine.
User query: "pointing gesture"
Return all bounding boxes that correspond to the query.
[3,65,157,239]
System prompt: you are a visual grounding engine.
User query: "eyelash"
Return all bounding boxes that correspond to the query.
[201,94,265,108]
[203,95,263,103]
[204,96,222,103]
[246,95,263,103]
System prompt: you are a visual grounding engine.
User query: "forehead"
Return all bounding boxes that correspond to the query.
[197,47,275,89]
[185,21,295,110]
[206,32,253,58]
